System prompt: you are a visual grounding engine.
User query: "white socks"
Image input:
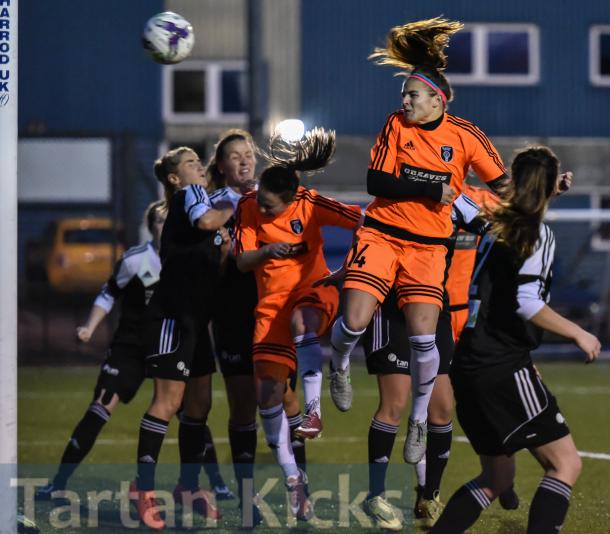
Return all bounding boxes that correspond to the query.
[409,334,440,422]
[294,333,323,416]
[329,317,365,371]
[259,404,299,479]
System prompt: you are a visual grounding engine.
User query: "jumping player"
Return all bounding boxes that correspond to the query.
[327,17,507,464]
[234,128,361,521]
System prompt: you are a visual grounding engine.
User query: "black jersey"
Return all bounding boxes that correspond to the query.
[454,223,555,375]
[156,184,223,314]
[94,241,160,347]
[209,186,258,318]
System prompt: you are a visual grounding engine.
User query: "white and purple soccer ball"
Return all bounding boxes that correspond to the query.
[142,12,194,65]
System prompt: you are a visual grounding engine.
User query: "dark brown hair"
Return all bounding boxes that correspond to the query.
[259,127,336,203]
[489,146,559,258]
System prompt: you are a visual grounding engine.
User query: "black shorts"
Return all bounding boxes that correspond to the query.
[363,304,454,375]
[451,362,570,456]
[93,343,145,404]
[213,312,254,377]
[144,314,216,382]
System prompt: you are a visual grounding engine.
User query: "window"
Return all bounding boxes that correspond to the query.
[591,193,610,251]
[445,24,539,85]
[163,61,248,123]
[590,25,610,86]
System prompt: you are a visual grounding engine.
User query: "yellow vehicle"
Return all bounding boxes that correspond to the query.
[27,218,124,293]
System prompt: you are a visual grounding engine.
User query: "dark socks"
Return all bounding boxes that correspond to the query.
[228,420,257,503]
[178,414,208,490]
[54,402,110,487]
[429,480,491,534]
[136,413,169,491]
[368,418,398,497]
[424,421,452,499]
[200,424,224,488]
[527,476,572,533]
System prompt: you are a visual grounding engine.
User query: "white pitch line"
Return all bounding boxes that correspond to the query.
[18,384,610,400]
[19,435,610,461]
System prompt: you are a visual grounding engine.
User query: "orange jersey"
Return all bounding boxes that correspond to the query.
[235,186,361,299]
[366,111,505,238]
[447,185,499,339]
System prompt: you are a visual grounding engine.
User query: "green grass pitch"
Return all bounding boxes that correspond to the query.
[18,362,610,532]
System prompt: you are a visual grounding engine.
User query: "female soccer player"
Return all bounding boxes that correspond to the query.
[234,128,361,521]
[35,201,166,499]
[132,147,233,530]
[430,146,601,534]
[327,17,507,464]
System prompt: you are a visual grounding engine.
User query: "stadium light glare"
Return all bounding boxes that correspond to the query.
[275,119,305,143]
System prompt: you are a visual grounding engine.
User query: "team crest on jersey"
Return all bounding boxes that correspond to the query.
[441,145,454,162]
[290,219,304,234]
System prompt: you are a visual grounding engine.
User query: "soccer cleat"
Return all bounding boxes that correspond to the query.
[173,483,221,520]
[294,410,323,439]
[363,494,403,531]
[213,484,235,501]
[285,469,314,521]
[17,513,39,534]
[34,482,64,501]
[499,485,520,510]
[130,481,165,530]
[414,492,445,528]
[403,418,427,464]
[329,362,352,412]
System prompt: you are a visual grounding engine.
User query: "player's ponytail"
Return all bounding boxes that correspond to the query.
[153,146,194,204]
[259,127,336,202]
[489,146,559,259]
[144,199,167,233]
[369,17,463,104]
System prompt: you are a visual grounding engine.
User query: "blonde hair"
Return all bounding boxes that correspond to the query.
[153,146,195,204]
[369,17,463,103]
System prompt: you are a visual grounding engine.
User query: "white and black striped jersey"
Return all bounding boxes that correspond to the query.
[94,241,160,347]
[455,223,555,375]
[157,184,224,313]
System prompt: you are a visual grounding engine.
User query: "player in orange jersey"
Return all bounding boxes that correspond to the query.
[235,128,361,521]
[327,18,508,465]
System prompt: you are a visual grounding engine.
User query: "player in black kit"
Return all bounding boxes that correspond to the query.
[35,201,166,498]
[430,146,601,534]
[132,147,233,530]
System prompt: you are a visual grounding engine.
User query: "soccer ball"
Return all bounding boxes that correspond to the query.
[142,11,194,65]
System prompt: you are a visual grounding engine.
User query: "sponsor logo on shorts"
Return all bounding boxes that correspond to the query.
[556,412,565,424]
[222,352,242,363]
[102,364,119,376]
[176,361,190,377]
[387,353,409,369]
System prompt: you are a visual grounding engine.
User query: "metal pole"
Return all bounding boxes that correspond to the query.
[0,0,18,532]
[247,0,264,143]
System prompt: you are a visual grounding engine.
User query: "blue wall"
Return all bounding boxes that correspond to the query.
[301,1,610,136]
[19,0,164,138]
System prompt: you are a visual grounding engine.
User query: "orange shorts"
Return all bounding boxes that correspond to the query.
[451,308,469,342]
[252,284,339,372]
[343,227,448,309]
